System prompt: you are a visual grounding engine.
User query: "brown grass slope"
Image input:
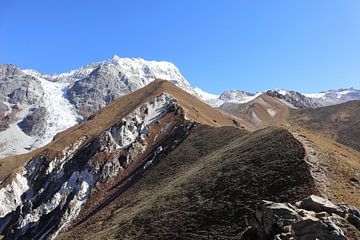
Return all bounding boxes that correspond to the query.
[220,93,291,130]
[290,100,360,151]
[220,97,360,209]
[0,80,236,183]
[58,125,317,240]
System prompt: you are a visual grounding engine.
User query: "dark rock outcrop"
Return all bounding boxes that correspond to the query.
[266,90,320,109]
[242,195,360,240]
[17,107,48,136]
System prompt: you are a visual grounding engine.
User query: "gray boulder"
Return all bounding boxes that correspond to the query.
[298,195,343,215]
[292,217,347,240]
[241,195,360,240]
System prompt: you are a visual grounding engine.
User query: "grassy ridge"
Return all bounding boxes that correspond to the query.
[59,125,317,240]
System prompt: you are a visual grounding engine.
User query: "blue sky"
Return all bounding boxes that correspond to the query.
[0,0,359,94]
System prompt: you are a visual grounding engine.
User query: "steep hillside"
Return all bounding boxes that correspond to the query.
[0,80,236,239]
[220,93,291,129]
[288,125,360,209]
[290,100,360,151]
[58,126,317,240]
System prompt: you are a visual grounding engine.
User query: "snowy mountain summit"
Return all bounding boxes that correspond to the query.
[0,56,210,157]
[1,56,360,158]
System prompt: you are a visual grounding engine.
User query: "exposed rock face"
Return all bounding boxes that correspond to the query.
[219,90,256,103]
[0,93,194,239]
[266,90,320,109]
[0,64,44,105]
[306,88,360,107]
[242,195,360,240]
[68,55,195,115]
[17,107,48,136]
[68,64,133,115]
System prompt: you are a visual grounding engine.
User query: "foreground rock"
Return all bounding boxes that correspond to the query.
[242,195,360,240]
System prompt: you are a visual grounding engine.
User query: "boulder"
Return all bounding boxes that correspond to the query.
[298,195,343,215]
[292,217,347,240]
[242,195,360,240]
[253,201,301,239]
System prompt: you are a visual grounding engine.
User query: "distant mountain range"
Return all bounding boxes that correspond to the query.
[0,56,359,158]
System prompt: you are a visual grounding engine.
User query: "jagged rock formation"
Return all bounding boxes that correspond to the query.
[219,90,257,103]
[0,64,44,106]
[304,88,360,107]
[266,90,320,109]
[241,195,360,240]
[66,55,196,115]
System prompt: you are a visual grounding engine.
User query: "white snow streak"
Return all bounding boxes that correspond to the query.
[0,78,81,158]
[38,77,81,142]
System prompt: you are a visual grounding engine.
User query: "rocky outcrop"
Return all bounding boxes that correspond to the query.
[241,195,360,240]
[309,88,360,107]
[219,90,255,102]
[17,107,48,136]
[68,55,194,116]
[266,90,320,109]
[0,64,44,105]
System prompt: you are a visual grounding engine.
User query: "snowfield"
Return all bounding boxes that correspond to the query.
[0,78,81,158]
[38,77,81,142]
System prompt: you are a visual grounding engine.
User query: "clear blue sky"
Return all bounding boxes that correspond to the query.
[1,0,359,93]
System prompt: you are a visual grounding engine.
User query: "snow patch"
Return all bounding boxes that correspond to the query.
[19,170,94,238]
[0,77,82,158]
[37,77,81,142]
[193,87,220,100]
[337,90,353,98]
[110,93,175,149]
[0,172,29,218]
[303,92,327,99]
[277,90,288,96]
[267,108,277,117]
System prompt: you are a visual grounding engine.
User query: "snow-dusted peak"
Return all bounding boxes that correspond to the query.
[111,54,122,61]
[219,90,255,102]
[218,90,263,106]
[303,92,327,99]
[23,69,42,77]
[274,89,289,96]
[302,87,360,106]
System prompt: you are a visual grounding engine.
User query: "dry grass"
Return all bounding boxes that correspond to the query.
[221,93,291,130]
[58,126,317,240]
[290,100,360,151]
[290,125,360,208]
